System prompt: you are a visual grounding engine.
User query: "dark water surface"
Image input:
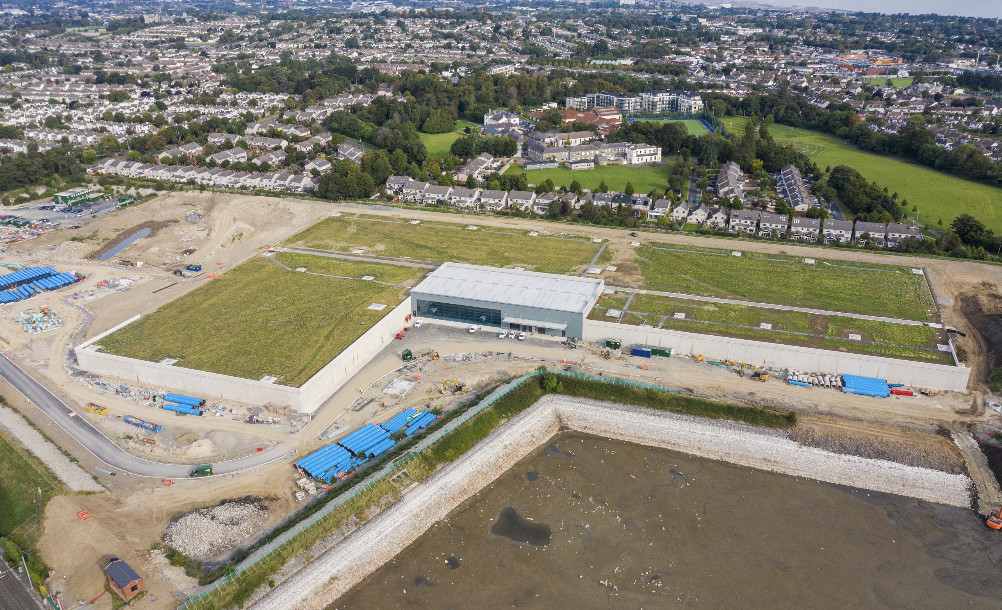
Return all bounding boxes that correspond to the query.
[334,433,1002,608]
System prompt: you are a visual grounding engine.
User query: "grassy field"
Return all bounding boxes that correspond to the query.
[506,163,673,193]
[724,117,1002,232]
[593,292,948,363]
[635,244,936,320]
[287,215,603,274]
[629,118,710,135]
[97,256,416,386]
[863,77,914,88]
[0,425,60,537]
[419,120,479,158]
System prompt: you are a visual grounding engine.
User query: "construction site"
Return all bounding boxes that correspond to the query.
[0,190,999,609]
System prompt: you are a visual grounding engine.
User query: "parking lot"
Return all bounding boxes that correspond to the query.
[7,198,119,229]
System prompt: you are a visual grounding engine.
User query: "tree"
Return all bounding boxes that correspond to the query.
[421,109,456,134]
[951,214,993,248]
[569,179,583,195]
[597,180,608,193]
[805,205,829,220]
[624,182,635,196]
[81,149,97,164]
[465,175,477,189]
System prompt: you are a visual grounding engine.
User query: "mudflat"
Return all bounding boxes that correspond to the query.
[335,432,1000,608]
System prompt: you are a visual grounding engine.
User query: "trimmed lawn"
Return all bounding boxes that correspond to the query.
[419,120,479,158]
[506,162,673,193]
[723,117,1002,233]
[97,256,415,386]
[287,215,602,274]
[635,244,936,320]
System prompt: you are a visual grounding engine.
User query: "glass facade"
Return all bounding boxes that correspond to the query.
[415,299,503,327]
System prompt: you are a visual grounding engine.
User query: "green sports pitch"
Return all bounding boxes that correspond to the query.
[628,118,711,135]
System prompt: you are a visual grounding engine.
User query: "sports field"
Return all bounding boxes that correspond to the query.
[419,120,479,158]
[288,215,603,274]
[591,292,949,363]
[629,118,710,135]
[863,77,914,88]
[97,255,417,386]
[505,162,672,193]
[636,244,936,321]
[724,117,1002,233]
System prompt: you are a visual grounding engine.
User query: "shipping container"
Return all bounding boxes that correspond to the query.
[651,347,672,358]
[606,339,621,350]
[632,346,652,358]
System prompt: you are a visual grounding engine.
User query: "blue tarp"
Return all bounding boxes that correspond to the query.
[841,374,890,398]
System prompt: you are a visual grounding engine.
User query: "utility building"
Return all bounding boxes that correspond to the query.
[410,263,604,338]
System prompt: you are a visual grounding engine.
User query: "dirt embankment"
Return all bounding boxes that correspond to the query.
[958,287,1002,387]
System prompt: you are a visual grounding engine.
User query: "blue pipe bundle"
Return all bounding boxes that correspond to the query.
[380,408,417,435]
[165,393,206,407]
[163,403,202,416]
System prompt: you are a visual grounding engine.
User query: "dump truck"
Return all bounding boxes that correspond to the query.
[189,464,214,478]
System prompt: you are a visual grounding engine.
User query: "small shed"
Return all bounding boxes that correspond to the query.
[105,558,144,602]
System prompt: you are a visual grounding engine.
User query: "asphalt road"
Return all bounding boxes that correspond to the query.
[0,355,294,479]
[0,563,43,610]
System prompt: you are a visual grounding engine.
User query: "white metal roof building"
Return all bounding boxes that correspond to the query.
[410,263,605,338]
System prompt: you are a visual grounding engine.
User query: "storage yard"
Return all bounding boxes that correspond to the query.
[0,191,999,610]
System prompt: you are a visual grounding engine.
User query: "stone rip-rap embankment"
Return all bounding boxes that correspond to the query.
[0,404,104,492]
[252,395,972,610]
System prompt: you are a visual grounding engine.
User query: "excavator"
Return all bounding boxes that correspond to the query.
[987,506,1002,531]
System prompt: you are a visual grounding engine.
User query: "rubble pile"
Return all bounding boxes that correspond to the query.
[164,500,267,557]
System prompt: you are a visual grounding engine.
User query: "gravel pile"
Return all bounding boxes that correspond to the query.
[164,500,267,557]
[0,405,104,492]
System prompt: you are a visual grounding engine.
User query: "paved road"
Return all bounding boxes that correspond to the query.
[0,563,44,610]
[0,355,295,479]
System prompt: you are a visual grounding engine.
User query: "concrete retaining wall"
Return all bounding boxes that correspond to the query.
[74,298,413,413]
[583,319,971,392]
[252,395,970,610]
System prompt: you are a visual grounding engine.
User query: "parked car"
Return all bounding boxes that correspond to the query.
[517,332,526,341]
[468,325,478,333]
[498,330,508,339]
[413,320,422,328]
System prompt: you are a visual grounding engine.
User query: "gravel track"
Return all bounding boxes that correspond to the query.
[0,404,103,492]
[252,396,972,610]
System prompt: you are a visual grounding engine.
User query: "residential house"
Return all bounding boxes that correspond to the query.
[716,161,747,202]
[448,186,479,208]
[648,199,672,221]
[507,190,536,211]
[337,142,365,164]
[479,189,508,211]
[885,223,922,247]
[533,192,557,215]
[422,184,452,205]
[777,164,814,212]
[758,213,789,238]
[626,143,661,165]
[669,201,691,222]
[687,203,709,225]
[304,158,332,175]
[854,221,887,246]
[791,216,821,242]
[385,175,408,196]
[705,207,729,228]
[402,180,429,203]
[822,219,853,244]
[729,209,761,234]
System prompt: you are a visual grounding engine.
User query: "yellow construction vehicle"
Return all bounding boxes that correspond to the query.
[695,354,704,362]
[85,403,108,415]
[724,360,736,366]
